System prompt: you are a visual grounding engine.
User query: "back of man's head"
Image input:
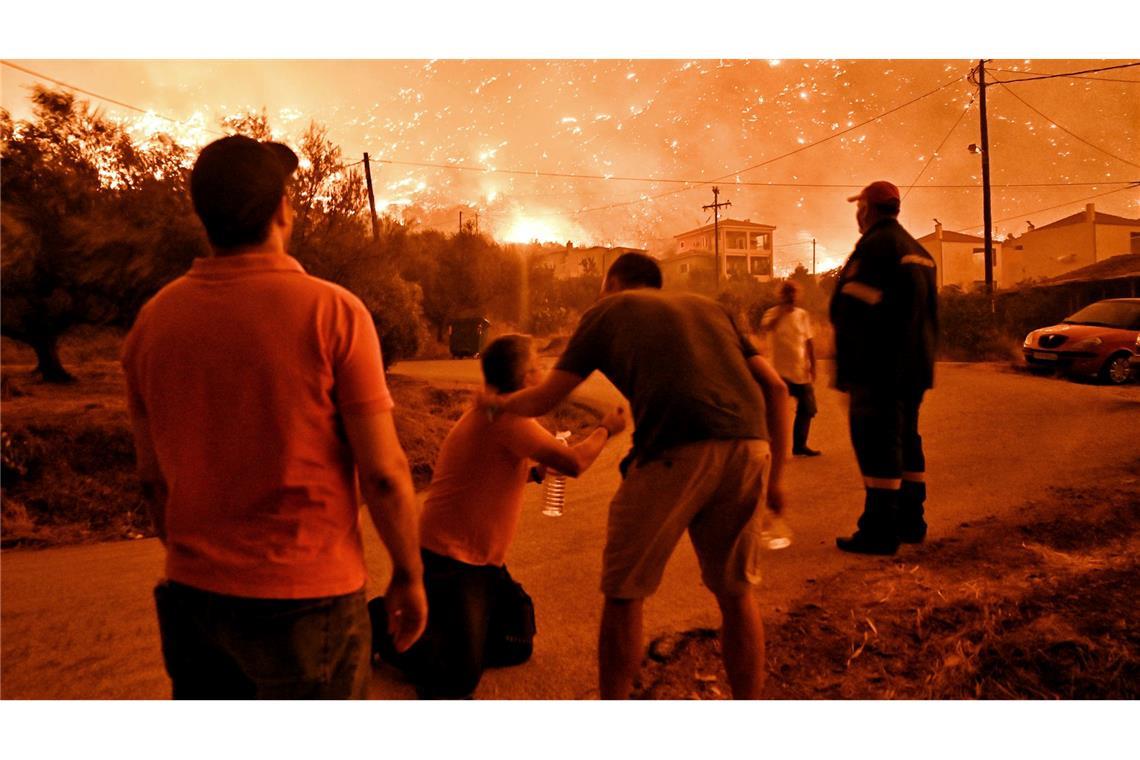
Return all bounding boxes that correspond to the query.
[849,180,901,221]
[872,199,901,218]
[604,252,663,291]
[481,334,534,394]
[190,135,299,250]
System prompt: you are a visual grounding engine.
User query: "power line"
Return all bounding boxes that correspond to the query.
[371,155,1129,190]
[1061,75,1140,84]
[954,184,1140,234]
[729,74,969,179]
[7,59,1133,228]
[528,71,971,218]
[989,67,1140,84]
[903,98,975,201]
[374,157,706,186]
[995,82,1140,170]
[986,61,1140,84]
[1,60,368,171]
[1,59,227,138]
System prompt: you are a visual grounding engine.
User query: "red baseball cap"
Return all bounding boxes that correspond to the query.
[847,180,900,205]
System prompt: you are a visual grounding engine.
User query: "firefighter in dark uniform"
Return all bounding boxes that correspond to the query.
[830,181,938,555]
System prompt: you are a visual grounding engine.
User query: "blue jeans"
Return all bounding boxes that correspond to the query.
[154,580,370,699]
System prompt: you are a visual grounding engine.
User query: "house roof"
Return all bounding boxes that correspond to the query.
[1041,253,1140,285]
[674,219,776,238]
[916,229,987,244]
[1032,210,1140,234]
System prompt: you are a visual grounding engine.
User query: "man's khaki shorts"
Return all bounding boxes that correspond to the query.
[601,439,771,599]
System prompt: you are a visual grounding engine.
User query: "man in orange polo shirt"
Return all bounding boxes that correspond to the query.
[123,135,426,699]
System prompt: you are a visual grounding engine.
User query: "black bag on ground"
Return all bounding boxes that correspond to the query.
[486,565,537,667]
[367,564,536,669]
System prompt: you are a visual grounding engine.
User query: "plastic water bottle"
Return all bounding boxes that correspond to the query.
[542,431,572,517]
[758,510,792,550]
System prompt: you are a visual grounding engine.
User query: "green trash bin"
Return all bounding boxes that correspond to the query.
[449,318,491,359]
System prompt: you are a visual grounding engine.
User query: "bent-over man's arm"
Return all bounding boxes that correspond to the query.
[342,409,427,653]
[491,369,585,418]
[747,354,790,513]
[503,407,627,477]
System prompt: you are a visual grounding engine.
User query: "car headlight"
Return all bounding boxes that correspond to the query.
[1071,337,1103,351]
[1023,332,1035,348]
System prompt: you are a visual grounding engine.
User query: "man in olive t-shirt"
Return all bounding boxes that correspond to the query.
[481,252,789,700]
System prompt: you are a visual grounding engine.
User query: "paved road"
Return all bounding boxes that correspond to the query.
[3,361,1138,699]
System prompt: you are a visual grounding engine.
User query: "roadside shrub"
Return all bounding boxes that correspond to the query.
[938,288,1020,361]
[997,287,1081,341]
[0,422,149,547]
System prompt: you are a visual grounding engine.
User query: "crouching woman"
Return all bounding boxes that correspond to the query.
[372,334,626,698]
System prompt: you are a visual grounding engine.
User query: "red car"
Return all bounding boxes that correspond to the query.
[1023,298,1140,384]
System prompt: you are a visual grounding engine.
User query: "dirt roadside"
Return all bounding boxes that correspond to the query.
[1,357,597,548]
[635,465,1140,699]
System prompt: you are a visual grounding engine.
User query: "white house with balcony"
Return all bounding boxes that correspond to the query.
[661,219,776,292]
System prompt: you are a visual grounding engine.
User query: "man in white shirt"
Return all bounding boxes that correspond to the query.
[760,281,820,457]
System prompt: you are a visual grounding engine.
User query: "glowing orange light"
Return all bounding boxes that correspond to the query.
[502,215,564,244]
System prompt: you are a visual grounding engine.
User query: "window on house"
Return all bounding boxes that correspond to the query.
[726,255,748,275]
[726,231,748,249]
[679,262,690,274]
[749,232,771,250]
[749,257,772,276]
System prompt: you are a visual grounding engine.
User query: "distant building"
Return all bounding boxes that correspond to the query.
[531,245,646,279]
[1001,203,1140,285]
[916,223,1005,291]
[660,218,776,292]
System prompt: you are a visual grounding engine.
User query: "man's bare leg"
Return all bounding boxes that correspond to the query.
[715,590,765,699]
[598,597,643,699]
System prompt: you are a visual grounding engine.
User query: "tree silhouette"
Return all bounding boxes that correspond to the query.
[1,88,203,382]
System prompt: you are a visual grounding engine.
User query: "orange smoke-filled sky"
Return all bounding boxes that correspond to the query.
[3,58,1138,273]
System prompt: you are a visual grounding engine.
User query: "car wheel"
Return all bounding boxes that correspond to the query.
[1099,353,1133,385]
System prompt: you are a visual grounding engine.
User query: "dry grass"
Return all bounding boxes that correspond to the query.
[633,472,1140,700]
[390,375,601,489]
[2,338,600,549]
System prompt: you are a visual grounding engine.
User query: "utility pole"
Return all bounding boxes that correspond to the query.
[459,211,463,234]
[475,212,479,234]
[702,186,732,290]
[976,60,995,299]
[362,153,380,242]
[812,238,817,275]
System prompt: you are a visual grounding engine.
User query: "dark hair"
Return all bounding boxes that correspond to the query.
[190,136,299,250]
[481,334,534,393]
[779,280,800,296]
[871,199,901,218]
[605,252,663,290]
